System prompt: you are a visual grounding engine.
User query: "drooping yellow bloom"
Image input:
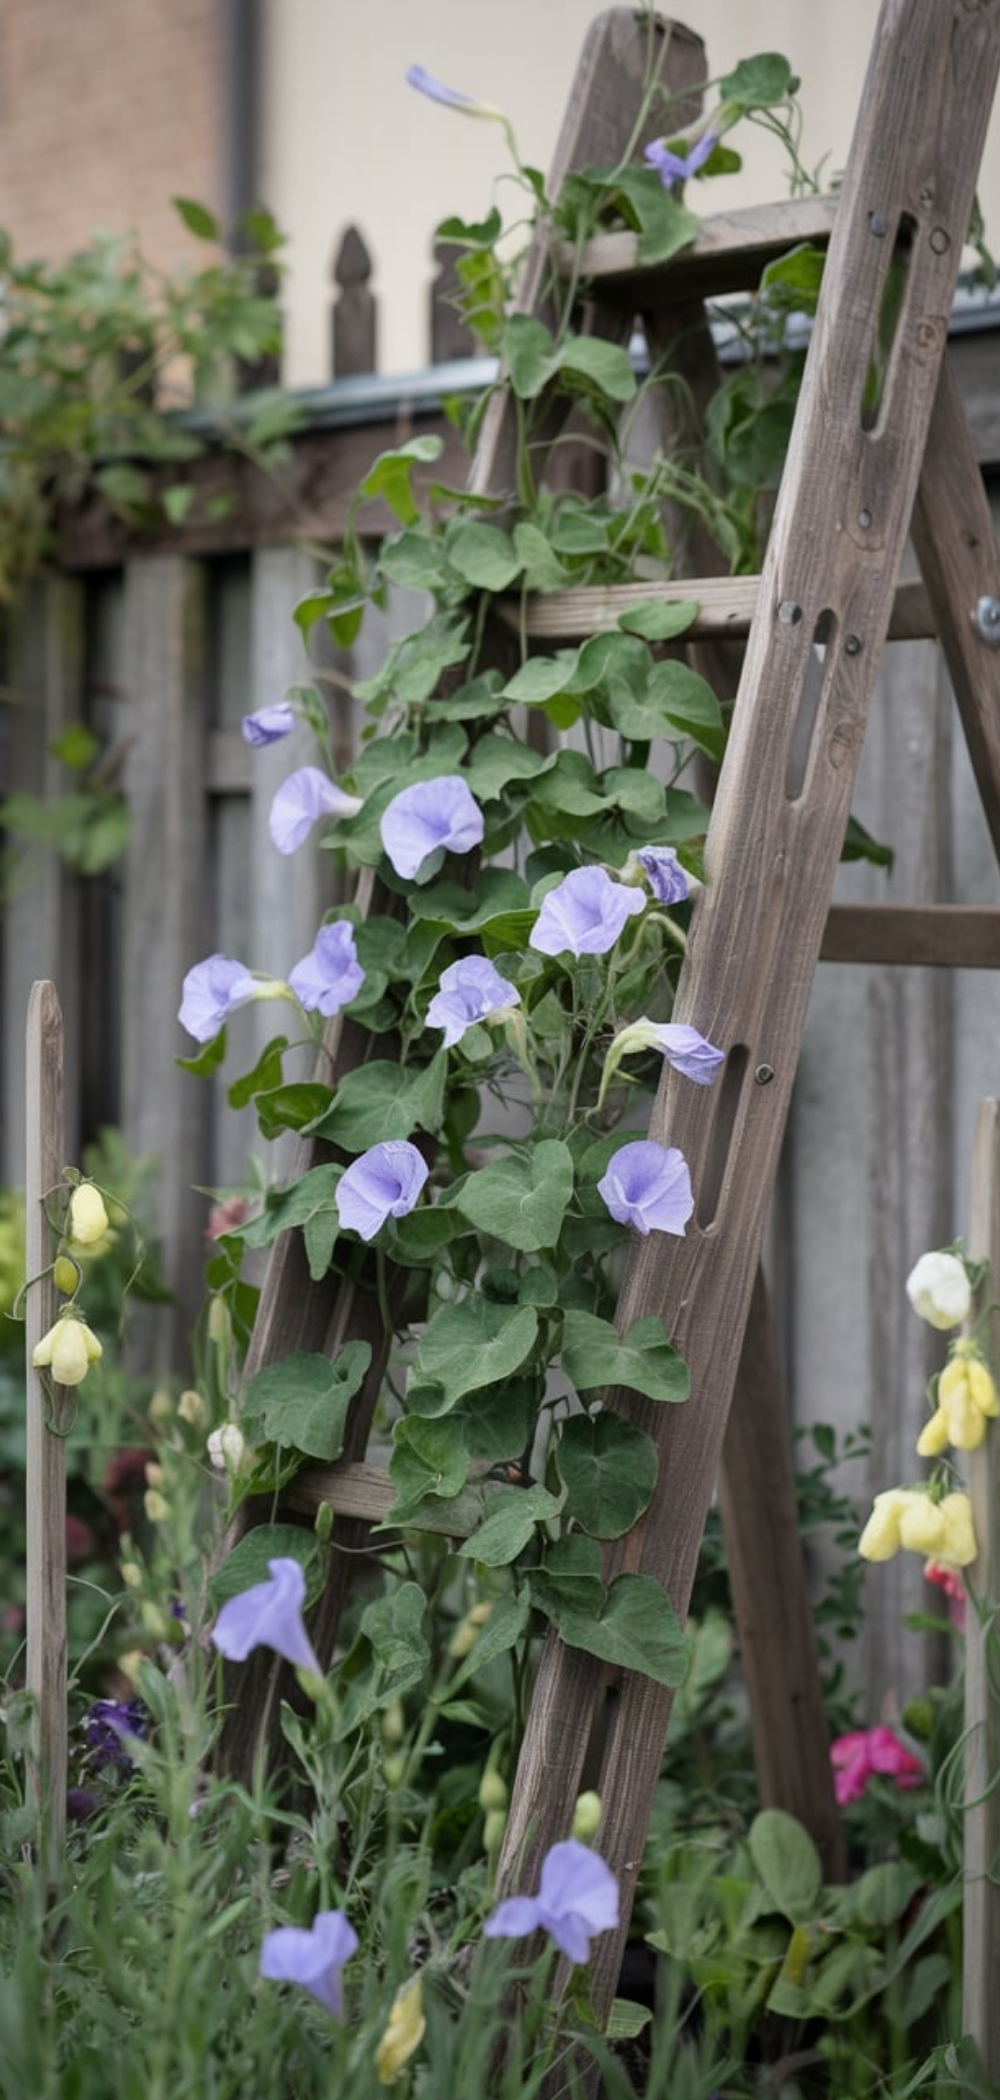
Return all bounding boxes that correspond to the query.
[375,1976,425,2084]
[938,1491,977,1567]
[32,1312,102,1387]
[858,1488,911,1561]
[938,1346,1000,1450]
[916,1408,951,1458]
[67,1181,110,1247]
[898,1495,949,1557]
[859,1484,978,1570]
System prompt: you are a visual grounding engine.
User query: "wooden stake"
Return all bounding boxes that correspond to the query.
[963,1098,1000,2083]
[24,979,67,1876]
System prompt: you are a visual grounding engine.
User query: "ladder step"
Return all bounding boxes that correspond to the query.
[503,575,933,644]
[822,905,1000,970]
[561,194,837,303]
[282,1459,490,1537]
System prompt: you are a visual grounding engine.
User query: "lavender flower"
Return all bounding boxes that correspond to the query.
[406,63,504,120]
[631,846,689,906]
[336,1141,429,1241]
[601,1018,725,1101]
[259,1910,359,2017]
[84,1698,147,1772]
[484,1840,619,1964]
[597,1140,693,1236]
[211,1555,321,1675]
[241,701,295,747]
[529,866,645,959]
[179,954,257,1042]
[380,776,484,881]
[426,956,520,1047]
[289,921,365,1018]
[269,767,363,855]
[644,130,717,189]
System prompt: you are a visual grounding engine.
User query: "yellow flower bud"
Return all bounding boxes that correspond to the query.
[448,1599,493,1659]
[938,1491,977,1567]
[144,1489,169,1523]
[149,1387,174,1426]
[483,1806,507,1853]
[375,1978,426,2085]
[145,1461,164,1489]
[858,1488,908,1562]
[140,1600,171,1640]
[898,1495,948,1557]
[120,1560,143,1592]
[117,1649,145,1684]
[53,1254,79,1296]
[177,1387,206,1428]
[572,1790,603,1844]
[67,1182,110,1247]
[478,1766,508,1813]
[940,1350,1000,1450]
[916,1408,951,1458]
[208,1296,231,1345]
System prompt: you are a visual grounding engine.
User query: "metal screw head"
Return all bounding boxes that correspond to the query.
[975,595,1000,647]
[869,212,887,238]
[778,600,803,626]
[844,634,863,656]
[929,226,950,255]
[858,508,872,530]
[754,1063,775,1086]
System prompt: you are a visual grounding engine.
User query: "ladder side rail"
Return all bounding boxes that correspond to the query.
[496,0,1000,2021]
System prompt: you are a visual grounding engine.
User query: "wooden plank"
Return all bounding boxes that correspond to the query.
[496,0,1000,2022]
[821,904,1000,968]
[502,574,933,644]
[24,980,67,1877]
[284,1460,490,1537]
[0,581,85,1186]
[563,193,838,302]
[912,352,1000,871]
[962,1097,1000,2085]
[120,558,210,1360]
[719,1272,845,1879]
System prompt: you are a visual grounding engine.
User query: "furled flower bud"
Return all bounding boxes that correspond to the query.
[53,1254,80,1296]
[478,1765,508,1814]
[906,1250,972,1331]
[375,1977,426,2085]
[483,1807,507,1854]
[67,1182,110,1247]
[144,1489,169,1523]
[207,1422,251,1475]
[939,1346,1000,1450]
[915,1408,951,1458]
[33,1312,102,1387]
[177,1387,206,1428]
[572,1791,603,1844]
[448,1598,493,1658]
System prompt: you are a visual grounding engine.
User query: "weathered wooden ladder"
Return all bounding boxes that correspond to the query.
[220,0,1000,2047]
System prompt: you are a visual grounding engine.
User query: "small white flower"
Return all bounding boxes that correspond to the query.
[207,1422,250,1475]
[905,1250,971,1331]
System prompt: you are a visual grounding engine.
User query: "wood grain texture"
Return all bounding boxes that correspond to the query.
[565,194,837,302]
[913,353,1000,868]
[496,0,1000,2022]
[820,903,1000,968]
[501,574,934,644]
[962,1098,1000,2083]
[24,980,67,1875]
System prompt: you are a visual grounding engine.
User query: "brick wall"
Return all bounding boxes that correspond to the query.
[0,0,223,273]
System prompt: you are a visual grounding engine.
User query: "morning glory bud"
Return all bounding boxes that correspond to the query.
[599,1015,724,1105]
[905,1250,972,1331]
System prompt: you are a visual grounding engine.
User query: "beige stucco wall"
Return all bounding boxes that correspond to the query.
[261,0,1000,386]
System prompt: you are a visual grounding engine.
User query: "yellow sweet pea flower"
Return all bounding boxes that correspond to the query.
[375,1977,425,2084]
[939,1347,999,1451]
[858,1488,910,1561]
[938,1491,977,1568]
[916,1408,951,1458]
[897,1495,948,1557]
[32,1312,102,1387]
[67,1182,110,1247]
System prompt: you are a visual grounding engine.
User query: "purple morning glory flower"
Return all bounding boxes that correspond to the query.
[259,1910,359,2018]
[241,701,296,747]
[426,956,520,1047]
[646,1023,724,1083]
[211,1555,321,1675]
[406,63,502,119]
[179,954,257,1042]
[336,1140,429,1241]
[634,846,688,906]
[597,1140,693,1236]
[644,131,717,189]
[269,767,364,856]
[484,1840,619,1965]
[380,776,484,881]
[288,921,365,1018]
[530,866,645,958]
[84,1698,147,1771]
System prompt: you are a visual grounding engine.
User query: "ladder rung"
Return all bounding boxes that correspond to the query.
[282,1459,489,1537]
[560,194,838,302]
[502,576,933,645]
[822,905,1000,969]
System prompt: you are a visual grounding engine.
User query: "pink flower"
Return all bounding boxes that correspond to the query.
[830,1725,924,1807]
[924,1558,967,1632]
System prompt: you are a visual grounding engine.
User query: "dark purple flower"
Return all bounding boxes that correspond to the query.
[288,921,365,1018]
[67,1787,101,1822]
[269,768,363,855]
[84,1697,147,1771]
[644,131,717,189]
[179,954,256,1042]
[336,1141,429,1241]
[596,1141,693,1236]
[380,776,484,881]
[530,866,645,958]
[484,1840,619,1964]
[633,846,688,906]
[259,1910,359,2017]
[426,955,520,1047]
[241,701,296,747]
[211,1556,321,1675]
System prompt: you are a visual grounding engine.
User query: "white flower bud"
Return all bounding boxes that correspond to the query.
[906,1251,972,1331]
